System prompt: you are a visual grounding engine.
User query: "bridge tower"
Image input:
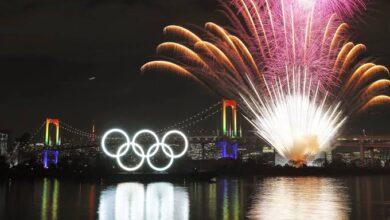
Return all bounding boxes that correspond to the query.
[218,99,240,159]
[91,122,96,144]
[222,100,238,137]
[45,118,61,146]
[43,118,60,169]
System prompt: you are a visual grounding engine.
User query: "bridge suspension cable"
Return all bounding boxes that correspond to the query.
[157,101,221,133]
[61,121,122,141]
[44,101,223,141]
[60,121,95,139]
[27,121,46,143]
[173,108,221,131]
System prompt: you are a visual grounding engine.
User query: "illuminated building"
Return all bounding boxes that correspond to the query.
[188,142,220,160]
[0,130,9,156]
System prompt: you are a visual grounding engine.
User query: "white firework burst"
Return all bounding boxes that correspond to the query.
[241,66,347,165]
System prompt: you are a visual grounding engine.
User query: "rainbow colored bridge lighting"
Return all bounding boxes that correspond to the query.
[42,150,59,169]
[222,100,237,138]
[45,118,61,146]
[218,140,238,159]
[219,100,239,159]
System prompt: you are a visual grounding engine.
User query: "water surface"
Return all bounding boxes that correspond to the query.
[0,176,389,219]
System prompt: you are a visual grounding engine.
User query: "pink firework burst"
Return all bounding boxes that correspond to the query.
[225,0,367,91]
[141,0,389,163]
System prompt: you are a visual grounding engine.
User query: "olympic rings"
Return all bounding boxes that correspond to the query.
[101,129,188,172]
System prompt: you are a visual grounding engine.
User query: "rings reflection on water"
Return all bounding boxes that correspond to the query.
[1,176,389,219]
[98,182,189,220]
[101,129,188,172]
[248,177,351,220]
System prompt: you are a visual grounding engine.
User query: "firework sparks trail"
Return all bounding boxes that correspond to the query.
[242,67,347,164]
[226,0,367,90]
[141,0,390,164]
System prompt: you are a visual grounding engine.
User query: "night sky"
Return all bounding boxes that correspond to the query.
[0,0,389,137]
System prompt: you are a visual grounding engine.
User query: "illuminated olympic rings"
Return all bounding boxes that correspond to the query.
[101,129,188,172]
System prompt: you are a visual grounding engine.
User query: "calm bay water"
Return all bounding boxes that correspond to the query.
[0,175,389,220]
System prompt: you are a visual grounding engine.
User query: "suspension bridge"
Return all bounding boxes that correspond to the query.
[10,100,244,168]
[9,99,390,169]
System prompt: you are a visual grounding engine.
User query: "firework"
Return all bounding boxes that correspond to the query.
[242,67,346,164]
[141,0,389,164]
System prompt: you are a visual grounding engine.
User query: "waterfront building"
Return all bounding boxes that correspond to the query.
[0,130,9,156]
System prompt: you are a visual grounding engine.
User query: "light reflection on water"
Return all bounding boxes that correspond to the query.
[40,178,60,220]
[98,182,189,220]
[247,177,351,220]
[0,176,390,219]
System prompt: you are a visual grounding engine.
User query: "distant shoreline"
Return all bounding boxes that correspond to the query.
[1,166,390,182]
